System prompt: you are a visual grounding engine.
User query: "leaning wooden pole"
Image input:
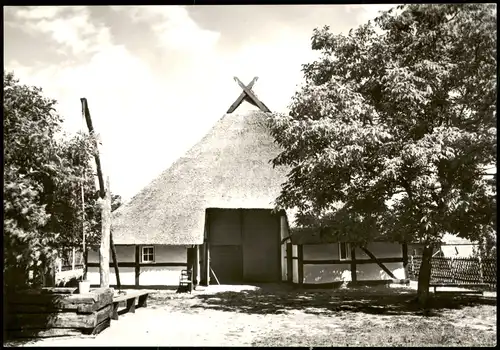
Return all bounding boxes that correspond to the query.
[110,231,121,288]
[81,98,120,288]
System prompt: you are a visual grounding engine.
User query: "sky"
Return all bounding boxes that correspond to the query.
[4,5,396,201]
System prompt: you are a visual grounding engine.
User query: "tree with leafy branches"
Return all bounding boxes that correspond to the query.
[3,71,120,288]
[268,4,496,306]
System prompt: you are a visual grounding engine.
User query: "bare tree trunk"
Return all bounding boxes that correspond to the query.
[417,243,433,308]
[99,177,111,288]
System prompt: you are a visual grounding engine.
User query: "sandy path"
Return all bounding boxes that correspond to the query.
[21,306,324,347]
[8,284,496,347]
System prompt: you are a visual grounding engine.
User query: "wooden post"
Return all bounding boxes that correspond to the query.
[350,244,357,283]
[83,250,88,281]
[99,177,111,288]
[135,246,140,287]
[409,255,414,279]
[478,256,484,283]
[194,245,200,287]
[298,245,304,286]
[451,257,455,284]
[110,233,121,289]
[402,243,409,280]
[286,243,293,283]
[205,242,211,286]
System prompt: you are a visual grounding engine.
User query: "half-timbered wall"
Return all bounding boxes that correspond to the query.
[87,244,189,288]
[284,242,408,286]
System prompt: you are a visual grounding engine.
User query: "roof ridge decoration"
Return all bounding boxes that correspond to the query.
[226,76,271,114]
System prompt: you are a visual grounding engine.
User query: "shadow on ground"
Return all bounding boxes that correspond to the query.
[190,284,496,316]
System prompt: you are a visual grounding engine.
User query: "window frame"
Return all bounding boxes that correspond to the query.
[141,246,155,263]
[339,242,351,261]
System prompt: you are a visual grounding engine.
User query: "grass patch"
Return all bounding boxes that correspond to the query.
[252,318,497,347]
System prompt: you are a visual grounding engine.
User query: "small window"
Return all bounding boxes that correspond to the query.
[142,246,155,263]
[339,242,351,260]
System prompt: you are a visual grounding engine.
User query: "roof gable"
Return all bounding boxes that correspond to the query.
[112,111,289,245]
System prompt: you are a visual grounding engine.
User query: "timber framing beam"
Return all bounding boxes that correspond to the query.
[286,243,293,283]
[297,245,304,285]
[359,246,398,279]
[302,257,404,265]
[135,246,140,287]
[86,262,188,268]
[226,77,271,113]
[402,243,409,279]
[350,245,357,282]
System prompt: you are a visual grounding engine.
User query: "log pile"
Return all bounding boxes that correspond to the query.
[4,287,113,339]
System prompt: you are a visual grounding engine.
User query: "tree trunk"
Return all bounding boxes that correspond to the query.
[416,243,433,308]
[99,177,111,288]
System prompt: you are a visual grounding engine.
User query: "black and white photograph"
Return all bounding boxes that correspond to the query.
[3,4,497,347]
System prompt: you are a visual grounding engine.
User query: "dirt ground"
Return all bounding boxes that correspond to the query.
[5,283,497,347]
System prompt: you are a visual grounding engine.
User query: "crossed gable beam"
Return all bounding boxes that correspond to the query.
[226,76,271,114]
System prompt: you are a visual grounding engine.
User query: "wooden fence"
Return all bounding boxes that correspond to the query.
[408,255,496,290]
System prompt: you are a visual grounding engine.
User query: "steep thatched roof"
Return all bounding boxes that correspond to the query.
[111,111,290,245]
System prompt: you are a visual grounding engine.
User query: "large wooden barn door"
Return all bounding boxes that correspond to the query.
[207,208,281,284]
[242,209,281,282]
[208,209,243,283]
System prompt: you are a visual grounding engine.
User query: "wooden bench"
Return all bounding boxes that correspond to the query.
[111,290,151,320]
[429,283,488,295]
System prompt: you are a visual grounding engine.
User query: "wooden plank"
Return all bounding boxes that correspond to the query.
[297,245,304,286]
[113,290,150,303]
[7,293,111,314]
[7,328,85,339]
[7,312,97,329]
[90,317,110,335]
[126,298,136,313]
[227,77,258,113]
[77,292,114,313]
[7,303,79,314]
[233,77,271,113]
[359,247,398,279]
[7,288,112,306]
[95,305,112,325]
[40,287,78,294]
[243,95,259,107]
[135,246,140,287]
[7,304,112,330]
[302,257,404,265]
[350,245,357,283]
[138,294,148,308]
[111,303,119,320]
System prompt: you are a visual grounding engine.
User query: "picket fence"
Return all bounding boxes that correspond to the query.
[408,255,496,290]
